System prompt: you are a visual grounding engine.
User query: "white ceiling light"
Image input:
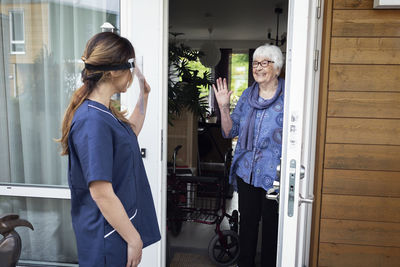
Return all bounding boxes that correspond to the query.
[267,7,286,46]
[199,28,221,68]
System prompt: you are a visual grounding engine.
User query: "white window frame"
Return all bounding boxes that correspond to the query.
[9,9,25,55]
[0,184,70,199]
[374,0,400,8]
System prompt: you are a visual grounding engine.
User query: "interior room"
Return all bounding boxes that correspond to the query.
[167,0,289,266]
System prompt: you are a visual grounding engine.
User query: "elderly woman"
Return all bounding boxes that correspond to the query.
[213,44,284,267]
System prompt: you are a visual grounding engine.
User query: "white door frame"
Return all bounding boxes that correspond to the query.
[277,0,323,266]
[120,0,168,266]
[121,0,325,266]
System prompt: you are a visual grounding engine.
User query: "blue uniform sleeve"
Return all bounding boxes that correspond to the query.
[71,118,113,186]
[222,90,247,138]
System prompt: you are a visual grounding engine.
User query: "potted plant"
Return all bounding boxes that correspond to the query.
[168,40,213,125]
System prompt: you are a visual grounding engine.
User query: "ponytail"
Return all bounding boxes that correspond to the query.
[57,85,90,155]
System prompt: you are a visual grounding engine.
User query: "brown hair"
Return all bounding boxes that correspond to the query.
[58,32,135,155]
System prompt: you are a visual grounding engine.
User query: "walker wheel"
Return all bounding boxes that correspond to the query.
[167,199,183,237]
[169,218,182,237]
[229,210,239,233]
[208,230,240,266]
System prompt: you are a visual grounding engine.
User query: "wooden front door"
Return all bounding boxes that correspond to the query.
[311,0,400,266]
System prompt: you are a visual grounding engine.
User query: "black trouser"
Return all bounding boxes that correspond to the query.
[237,177,279,267]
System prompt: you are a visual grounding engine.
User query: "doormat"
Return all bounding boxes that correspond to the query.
[169,252,218,267]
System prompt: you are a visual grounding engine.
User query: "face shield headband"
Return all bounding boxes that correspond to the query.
[84,58,135,73]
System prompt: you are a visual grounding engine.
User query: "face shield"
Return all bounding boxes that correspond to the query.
[127,58,135,73]
[85,58,148,113]
[84,58,135,73]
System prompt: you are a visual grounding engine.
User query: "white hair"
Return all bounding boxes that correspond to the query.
[253,44,284,73]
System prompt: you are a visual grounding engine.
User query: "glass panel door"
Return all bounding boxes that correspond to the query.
[0,0,120,264]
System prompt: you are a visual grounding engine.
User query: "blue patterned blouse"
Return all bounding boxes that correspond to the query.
[223,79,284,192]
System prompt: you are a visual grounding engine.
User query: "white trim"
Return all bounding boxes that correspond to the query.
[0,185,71,199]
[18,260,77,267]
[88,104,118,121]
[161,1,169,267]
[374,0,400,8]
[12,63,17,97]
[104,209,138,238]
[296,0,324,265]
[10,51,25,55]
[120,1,166,266]
[277,0,323,266]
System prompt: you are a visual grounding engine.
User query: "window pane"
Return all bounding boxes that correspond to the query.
[230,53,249,108]
[0,0,120,186]
[11,11,24,41]
[0,196,77,264]
[11,43,24,52]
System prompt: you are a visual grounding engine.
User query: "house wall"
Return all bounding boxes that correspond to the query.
[1,3,49,64]
[168,111,198,170]
[311,0,400,266]
[1,3,49,97]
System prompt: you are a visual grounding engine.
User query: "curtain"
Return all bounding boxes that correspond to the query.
[213,48,232,124]
[248,48,255,87]
[0,0,119,264]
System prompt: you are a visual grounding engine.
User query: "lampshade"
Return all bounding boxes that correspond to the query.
[199,40,221,68]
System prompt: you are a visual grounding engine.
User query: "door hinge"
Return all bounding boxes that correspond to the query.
[317,0,322,19]
[314,50,319,71]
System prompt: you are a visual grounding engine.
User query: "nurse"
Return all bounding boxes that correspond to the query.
[58,32,160,267]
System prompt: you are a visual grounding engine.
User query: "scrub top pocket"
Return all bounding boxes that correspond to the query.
[104,208,138,266]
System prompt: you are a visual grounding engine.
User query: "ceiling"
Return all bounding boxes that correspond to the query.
[169,0,289,42]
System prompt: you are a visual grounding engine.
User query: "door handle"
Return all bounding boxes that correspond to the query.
[266,162,281,202]
[298,194,314,206]
[266,180,280,203]
[266,162,313,207]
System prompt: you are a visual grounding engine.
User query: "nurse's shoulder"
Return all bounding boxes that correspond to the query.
[71,99,114,135]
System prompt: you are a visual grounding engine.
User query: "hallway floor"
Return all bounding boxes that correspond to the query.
[167,192,263,266]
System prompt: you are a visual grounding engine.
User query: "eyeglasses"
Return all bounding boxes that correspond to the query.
[252,60,275,68]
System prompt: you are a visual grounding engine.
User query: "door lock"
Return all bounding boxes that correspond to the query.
[288,159,296,217]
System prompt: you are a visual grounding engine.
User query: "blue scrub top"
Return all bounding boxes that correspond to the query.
[68,99,161,267]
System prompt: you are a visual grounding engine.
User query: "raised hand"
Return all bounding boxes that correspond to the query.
[212,78,232,109]
[135,66,150,94]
